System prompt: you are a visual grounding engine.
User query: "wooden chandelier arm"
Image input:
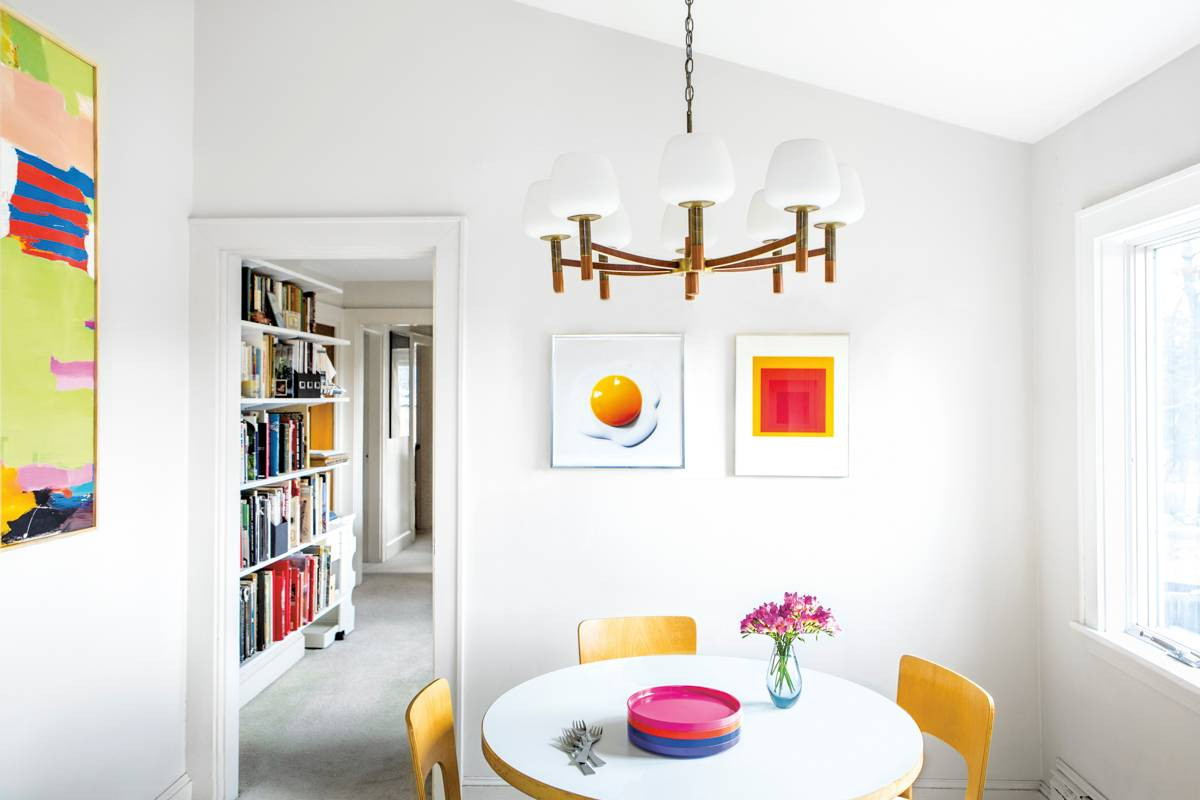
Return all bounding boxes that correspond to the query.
[591,243,678,269]
[561,259,673,275]
[705,235,798,267]
[711,249,826,272]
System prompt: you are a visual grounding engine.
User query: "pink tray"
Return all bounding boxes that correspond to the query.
[627,685,742,733]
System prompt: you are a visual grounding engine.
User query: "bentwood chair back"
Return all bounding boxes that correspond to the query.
[577,615,697,664]
[895,655,995,800]
[405,678,462,800]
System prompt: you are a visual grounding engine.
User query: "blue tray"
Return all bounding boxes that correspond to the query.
[627,726,740,758]
[626,723,740,748]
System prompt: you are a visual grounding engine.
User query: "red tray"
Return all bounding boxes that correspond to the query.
[626,685,741,733]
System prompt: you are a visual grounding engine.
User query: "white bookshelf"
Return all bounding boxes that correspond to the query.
[240,396,348,410]
[240,462,347,491]
[238,514,356,706]
[236,259,357,707]
[240,320,351,348]
[242,256,342,295]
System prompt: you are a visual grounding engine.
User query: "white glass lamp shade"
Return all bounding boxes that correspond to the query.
[522,180,573,240]
[763,139,840,211]
[548,152,620,219]
[658,133,735,206]
[746,189,794,242]
[590,205,632,249]
[659,204,719,254]
[813,164,865,226]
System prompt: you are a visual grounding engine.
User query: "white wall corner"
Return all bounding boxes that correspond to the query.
[154,774,192,800]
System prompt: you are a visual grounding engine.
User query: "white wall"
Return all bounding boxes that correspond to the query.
[1031,44,1200,799]
[342,280,432,308]
[194,0,1041,786]
[0,1,194,798]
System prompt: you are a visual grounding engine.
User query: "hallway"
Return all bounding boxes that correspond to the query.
[239,569,432,800]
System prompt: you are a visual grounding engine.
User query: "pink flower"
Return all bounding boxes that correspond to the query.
[739,592,840,644]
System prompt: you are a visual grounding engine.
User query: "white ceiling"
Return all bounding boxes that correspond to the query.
[515,0,1200,142]
[273,257,433,284]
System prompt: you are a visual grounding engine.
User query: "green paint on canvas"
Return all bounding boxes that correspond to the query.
[0,239,95,468]
[1,11,92,115]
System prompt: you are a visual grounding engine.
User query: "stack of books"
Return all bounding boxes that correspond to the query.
[239,545,337,663]
[242,267,317,332]
[308,449,348,467]
[239,474,330,569]
[240,336,328,399]
[241,411,308,481]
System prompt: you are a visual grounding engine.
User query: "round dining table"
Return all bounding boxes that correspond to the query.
[482,655,923,799]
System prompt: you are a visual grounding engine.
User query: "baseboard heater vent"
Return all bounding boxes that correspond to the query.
[1048,759,1108,800]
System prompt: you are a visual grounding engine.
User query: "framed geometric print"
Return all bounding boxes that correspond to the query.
[735,335,848,476]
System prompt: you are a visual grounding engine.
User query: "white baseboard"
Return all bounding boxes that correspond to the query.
[463,776,1045,799]
[154,774,192,800]
[383,528,414,560]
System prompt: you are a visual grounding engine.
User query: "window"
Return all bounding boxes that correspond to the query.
[1077,166,1200,682]
[1129,232,1200,665]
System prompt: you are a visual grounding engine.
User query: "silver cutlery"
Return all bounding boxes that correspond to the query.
[553,733,595,775]
[569,720,606,767]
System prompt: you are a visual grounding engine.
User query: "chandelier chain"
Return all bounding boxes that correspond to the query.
[684,0,694,133]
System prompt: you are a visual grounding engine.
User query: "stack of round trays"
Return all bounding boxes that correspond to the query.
[626,685,742,758]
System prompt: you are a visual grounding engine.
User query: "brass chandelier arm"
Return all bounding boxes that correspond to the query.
[711,249,827,273]
[591,243,678,269]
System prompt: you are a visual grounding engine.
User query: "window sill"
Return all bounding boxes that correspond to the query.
[1071,621,1200,715]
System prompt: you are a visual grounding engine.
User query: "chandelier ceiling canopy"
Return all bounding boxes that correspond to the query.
[523,0,865,301]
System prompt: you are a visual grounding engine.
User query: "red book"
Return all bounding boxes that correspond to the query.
[271,563,289,641]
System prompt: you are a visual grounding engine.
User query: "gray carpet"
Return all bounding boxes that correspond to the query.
[239,572,433,800]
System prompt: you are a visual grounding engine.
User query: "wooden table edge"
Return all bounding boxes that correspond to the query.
[481,721,923,800]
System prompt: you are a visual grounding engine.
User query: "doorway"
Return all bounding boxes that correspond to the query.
[186,218,463,800]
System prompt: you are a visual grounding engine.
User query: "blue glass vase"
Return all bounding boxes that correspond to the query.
[767,642,803,708]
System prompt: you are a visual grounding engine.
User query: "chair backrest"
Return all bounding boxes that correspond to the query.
[405,678,462,800]
[896,655,995,800]
[577,616,697,664]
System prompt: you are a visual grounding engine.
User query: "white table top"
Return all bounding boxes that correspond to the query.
[482,655,923,800]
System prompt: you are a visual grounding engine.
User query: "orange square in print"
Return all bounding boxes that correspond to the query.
[752,356,834,437]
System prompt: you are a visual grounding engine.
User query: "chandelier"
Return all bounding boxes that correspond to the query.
[522,0,865,301]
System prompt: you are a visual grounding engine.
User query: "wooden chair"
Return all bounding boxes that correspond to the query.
[895,655,995,800]
[577,615,697,664]
[405,677,462,800]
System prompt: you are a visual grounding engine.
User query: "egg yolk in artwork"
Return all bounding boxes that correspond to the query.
[590,375,642,427]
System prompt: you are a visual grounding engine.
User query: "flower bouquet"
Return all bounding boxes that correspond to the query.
[740,592,839,708]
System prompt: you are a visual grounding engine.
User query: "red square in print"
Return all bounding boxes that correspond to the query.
[759,368,827,433]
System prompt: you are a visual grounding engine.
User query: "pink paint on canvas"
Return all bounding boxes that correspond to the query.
[17,463,93,492]
[50,356,94,390]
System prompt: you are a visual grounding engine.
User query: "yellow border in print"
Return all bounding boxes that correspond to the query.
[751,356,834,437]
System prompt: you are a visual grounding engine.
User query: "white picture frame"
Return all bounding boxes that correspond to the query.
[734,334,849,477]
[551,334,684,468]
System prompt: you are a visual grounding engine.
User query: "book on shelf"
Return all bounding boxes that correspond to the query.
[239,544,337,663]
[239,472,331,570]
[241,266,317,333]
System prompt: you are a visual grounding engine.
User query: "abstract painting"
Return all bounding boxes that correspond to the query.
[1,10,97,548]
[735,335,848,476]
[552,334,683,468]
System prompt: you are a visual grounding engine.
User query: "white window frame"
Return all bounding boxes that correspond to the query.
[1075,162,1200,712]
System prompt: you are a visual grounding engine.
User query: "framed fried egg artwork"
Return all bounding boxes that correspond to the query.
[551,334,684,468]
[734,334,849,477]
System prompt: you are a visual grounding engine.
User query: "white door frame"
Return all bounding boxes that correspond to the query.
[186,217,465,800]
